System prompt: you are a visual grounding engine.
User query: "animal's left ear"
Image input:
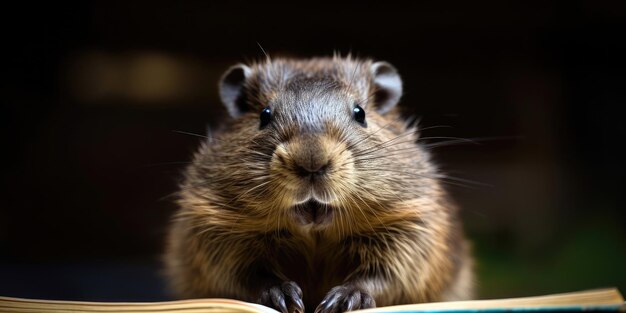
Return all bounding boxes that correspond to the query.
[219,64,252,118]
[370,61,403,114]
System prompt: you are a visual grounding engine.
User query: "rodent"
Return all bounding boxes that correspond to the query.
[165,56,474,313]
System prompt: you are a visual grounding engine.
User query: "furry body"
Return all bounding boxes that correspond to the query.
[165,57,474,313]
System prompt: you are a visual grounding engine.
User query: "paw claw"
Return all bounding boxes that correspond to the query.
[258,281,304,313]
[315,285,375,313]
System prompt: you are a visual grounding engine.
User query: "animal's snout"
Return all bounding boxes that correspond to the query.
[270,131,353,205]
[290,136,331,178]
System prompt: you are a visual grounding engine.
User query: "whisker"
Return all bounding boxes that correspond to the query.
[423,136,521,149]
[347,142,422,166]
[430,173,494,188]
[172,130,210,140]
[256,42,271,61]
[350,149,424,164]
[350,129,418,157]
[357,88,380,107]
[417,125,454,132]
[327,114,408,163]
[346,59,362,92]
[158,190,180,202]
[357,168,491,189]
[418,136,481,145]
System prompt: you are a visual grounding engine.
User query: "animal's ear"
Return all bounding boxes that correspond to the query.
[219,64,252,118]
[370,61,403,114]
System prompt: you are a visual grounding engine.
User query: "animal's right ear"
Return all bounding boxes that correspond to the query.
[219,64,252,118]
[370,61,403,114]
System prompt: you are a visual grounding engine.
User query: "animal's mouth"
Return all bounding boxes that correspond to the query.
[293,200,333,225]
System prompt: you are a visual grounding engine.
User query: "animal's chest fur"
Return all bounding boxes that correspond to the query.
[272,231,358,307]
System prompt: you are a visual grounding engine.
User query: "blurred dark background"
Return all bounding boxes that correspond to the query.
[1,0,625,302]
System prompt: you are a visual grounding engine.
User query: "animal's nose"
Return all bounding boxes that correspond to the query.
[295,162,329,177]
[286,133,333,179]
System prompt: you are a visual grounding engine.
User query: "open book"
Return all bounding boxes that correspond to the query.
[0,288,624,313]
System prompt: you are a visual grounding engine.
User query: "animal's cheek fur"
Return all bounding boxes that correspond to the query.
[319,137,357,199]
[269,143,299,191]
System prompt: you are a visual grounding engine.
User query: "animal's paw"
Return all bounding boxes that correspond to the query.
[258,281,305,313]
[314,284,376,313]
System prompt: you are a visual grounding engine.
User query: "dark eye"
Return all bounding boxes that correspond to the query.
[259,107,272,129]
[353,104,366,126]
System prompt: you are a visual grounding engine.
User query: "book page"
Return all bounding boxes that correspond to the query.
[0,297,279,313]
[356,288,624,312]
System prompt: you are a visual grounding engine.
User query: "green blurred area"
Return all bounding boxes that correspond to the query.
[473,218,626,298]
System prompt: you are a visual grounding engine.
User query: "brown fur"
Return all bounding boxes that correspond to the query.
[165,56,474,312]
